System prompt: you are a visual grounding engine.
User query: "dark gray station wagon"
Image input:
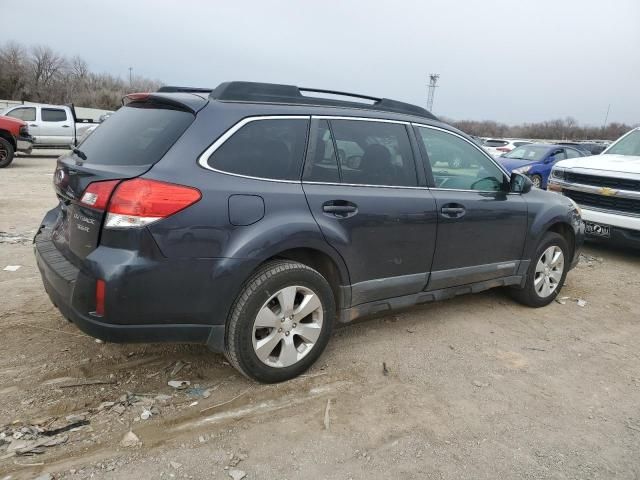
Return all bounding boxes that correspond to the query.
[35,82,584,382]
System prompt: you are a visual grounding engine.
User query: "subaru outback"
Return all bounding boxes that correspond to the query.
[34,82,584,382]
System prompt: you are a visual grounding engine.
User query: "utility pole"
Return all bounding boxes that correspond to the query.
[427,74,440,112]
[129,67,133,88]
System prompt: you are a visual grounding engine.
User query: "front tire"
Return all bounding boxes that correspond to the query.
[509,232,569,307]
[0,138,15,168]
[530,174,542,189]
[225,260,335,383]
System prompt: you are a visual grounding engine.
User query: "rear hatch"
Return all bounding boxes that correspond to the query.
[50,98,198,264]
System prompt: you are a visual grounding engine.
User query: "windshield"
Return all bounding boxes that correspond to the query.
[606,130,640,156]
[78,103,194,166]
[503,145,549,161]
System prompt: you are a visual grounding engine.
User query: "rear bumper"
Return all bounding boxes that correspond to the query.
[17,135,33,154]
[33,223,245,351]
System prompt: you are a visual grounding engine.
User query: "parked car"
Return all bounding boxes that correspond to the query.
[0,103,97,148]
[34,81,584,382]
[483,138,532,157]
[556,141,606,155]
[497,144,586,189]
[549,127,640,248]
[0,115,33,168]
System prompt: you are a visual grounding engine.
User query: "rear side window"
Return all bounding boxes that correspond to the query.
[303,120,340,183]
[6,107,35,122]
[78,103,194,166]
[328,120,417,187]
[565,148,581,158]
[41,108,67,122]
[208,118,309,180]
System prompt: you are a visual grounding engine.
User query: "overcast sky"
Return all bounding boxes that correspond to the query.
[1,0,639,125]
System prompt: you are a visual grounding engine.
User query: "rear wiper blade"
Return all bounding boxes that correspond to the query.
[72,147,87,161]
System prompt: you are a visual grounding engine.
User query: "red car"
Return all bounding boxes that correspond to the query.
[0,115,33,168]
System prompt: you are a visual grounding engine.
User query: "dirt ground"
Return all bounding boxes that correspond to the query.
[1,155,639,480]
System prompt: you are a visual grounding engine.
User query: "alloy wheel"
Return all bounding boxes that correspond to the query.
[534,246,564,298]
[252,285,323,368]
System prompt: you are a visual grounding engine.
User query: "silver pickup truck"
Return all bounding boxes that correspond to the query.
[0,103,98,148]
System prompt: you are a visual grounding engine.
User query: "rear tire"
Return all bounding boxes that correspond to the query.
[224,260,335,383]
[0,138,14,168]
[509,232,569,307]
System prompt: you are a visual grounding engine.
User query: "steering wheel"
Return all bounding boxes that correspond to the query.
[470,176,500,190]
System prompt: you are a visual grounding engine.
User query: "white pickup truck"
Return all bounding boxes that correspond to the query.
[0,103,97,148]
[548,127,640,248]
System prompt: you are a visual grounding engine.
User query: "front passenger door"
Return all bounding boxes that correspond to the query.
[414,126,528,290]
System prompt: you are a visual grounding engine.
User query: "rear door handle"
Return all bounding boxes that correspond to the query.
[322,201,358,218]
[441,204,466,218]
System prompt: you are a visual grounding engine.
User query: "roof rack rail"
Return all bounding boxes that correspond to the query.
[208,81,437,120]
[157,86,213,94]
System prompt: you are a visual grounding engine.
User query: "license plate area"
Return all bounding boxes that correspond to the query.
[584,221,611,238]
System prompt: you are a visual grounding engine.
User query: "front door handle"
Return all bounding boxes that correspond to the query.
[62,125,71,128]
[441,203,466,218]
[322,200,358,218]
[29,124,38,127]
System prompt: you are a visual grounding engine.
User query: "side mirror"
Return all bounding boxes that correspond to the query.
[510,172,532,194]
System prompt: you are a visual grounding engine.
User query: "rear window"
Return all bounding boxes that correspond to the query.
[78,103,194,166]
[207,118,309,180]
[484,139,508,147]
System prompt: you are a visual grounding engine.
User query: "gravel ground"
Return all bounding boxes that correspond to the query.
[1,155,639,480]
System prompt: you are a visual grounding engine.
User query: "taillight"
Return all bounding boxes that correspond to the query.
[80,180,120,210]
[105,178,201,228]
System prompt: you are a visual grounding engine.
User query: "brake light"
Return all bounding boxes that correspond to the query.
[105,178,201,228]
[123,92,150,105]
[80,180,119,210]
[95,279,106,316]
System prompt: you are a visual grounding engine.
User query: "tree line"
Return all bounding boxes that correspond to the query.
[443,117,636,142]
[0,41,161,110]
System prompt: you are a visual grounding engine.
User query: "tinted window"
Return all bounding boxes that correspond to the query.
[303,120,340,183]
[209,119,309,180]
[329,120,417,187]
[41,108,67,122]
[417,127,505,191]
[78,103,194,166]
[7,107,35,122]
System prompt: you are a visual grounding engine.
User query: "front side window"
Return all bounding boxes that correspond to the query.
[6,107,35,122]
[328,120,417,187]
[417,127,506,191]
[208,118,309,180]
[504,145,550,162]
[41,108,67,122]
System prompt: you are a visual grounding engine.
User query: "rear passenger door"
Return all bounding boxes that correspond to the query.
[302,118,438,306]
[39,107,73,145]
[414,125,528,290]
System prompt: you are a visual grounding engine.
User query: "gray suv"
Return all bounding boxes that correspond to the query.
[34,82,584,382]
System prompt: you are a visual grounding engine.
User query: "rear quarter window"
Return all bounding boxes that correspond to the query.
[207,118,309,180]
[78,103,194,166]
